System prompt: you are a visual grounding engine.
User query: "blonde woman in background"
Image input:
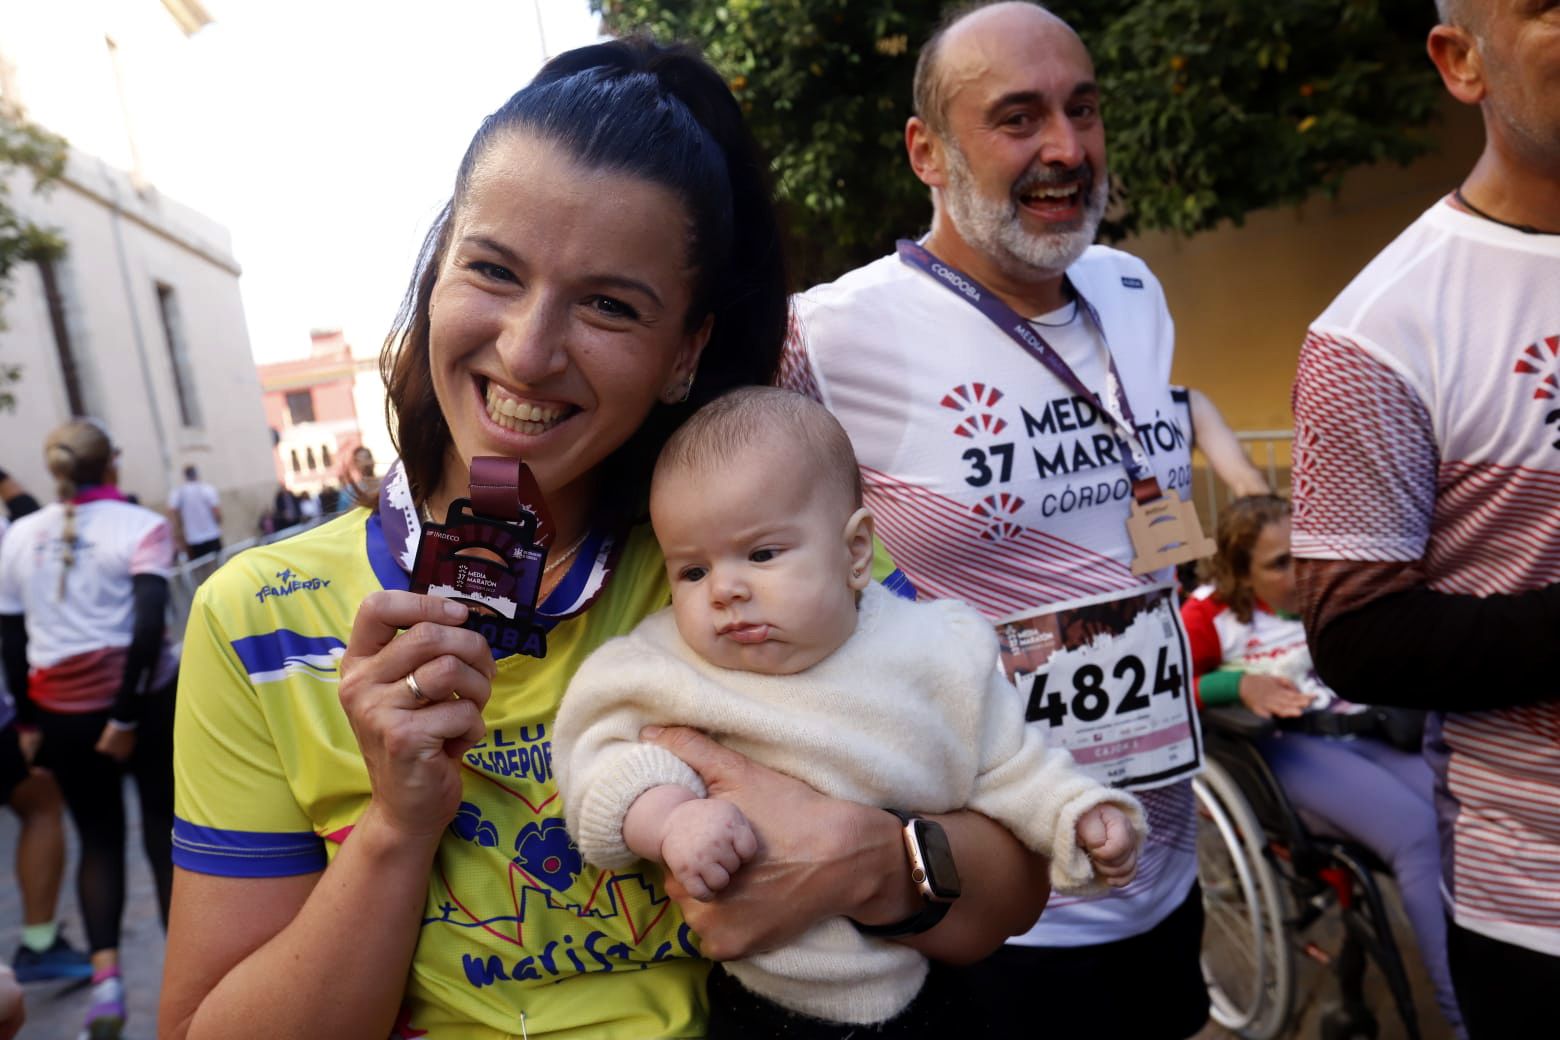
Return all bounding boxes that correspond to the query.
[0,419,178,1040]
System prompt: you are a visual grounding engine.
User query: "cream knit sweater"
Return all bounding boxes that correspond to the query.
[554,584,1146,1026]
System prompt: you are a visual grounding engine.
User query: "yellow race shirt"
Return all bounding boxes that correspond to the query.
[173,496,707,1039]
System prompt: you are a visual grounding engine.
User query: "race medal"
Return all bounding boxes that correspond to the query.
[1125,487,1216,575]
[410,457,550,658]
[996,584,1202,790]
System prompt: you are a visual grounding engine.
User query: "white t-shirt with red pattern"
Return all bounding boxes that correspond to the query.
[0,497,177,713]
[1292,197,1560,956]
[788,245,1200,947]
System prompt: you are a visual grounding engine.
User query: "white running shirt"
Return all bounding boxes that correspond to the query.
[1292,198,1560,955]
[788,245,1201,947]
[170,480,222,544]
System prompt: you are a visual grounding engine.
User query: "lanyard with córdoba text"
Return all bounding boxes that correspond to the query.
[896,238,1213,573]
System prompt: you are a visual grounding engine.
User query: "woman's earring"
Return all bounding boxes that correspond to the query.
[665,371,695,405]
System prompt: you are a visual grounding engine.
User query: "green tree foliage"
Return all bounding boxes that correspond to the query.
[592,0,1442,285]
[0,106,68,410]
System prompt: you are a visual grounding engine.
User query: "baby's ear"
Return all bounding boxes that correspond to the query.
[844,507,875,591]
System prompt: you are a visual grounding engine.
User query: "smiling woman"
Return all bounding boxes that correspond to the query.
[386,43,787,546]
[159,35,1049,1040]
[425,141,712,548]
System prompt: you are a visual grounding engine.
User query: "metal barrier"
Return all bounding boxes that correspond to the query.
[167,516,329,637]
[1199,430,1293,524]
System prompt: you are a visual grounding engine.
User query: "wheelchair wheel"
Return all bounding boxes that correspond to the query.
[1194,759,1294,1039]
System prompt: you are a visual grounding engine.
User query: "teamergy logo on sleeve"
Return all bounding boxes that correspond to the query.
[253,568,332,603]
[230,629,347,684]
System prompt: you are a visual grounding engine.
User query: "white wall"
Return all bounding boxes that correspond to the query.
[0,1,275,540]
[0,157,276,541]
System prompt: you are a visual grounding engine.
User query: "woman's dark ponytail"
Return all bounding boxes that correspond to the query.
[381,36,789,523]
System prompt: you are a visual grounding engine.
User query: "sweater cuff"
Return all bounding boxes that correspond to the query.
[1048,788,1147,896]
[1198,667,1244,707]
[571,743,707,871]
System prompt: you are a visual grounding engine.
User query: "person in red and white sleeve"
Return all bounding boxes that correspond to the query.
[1290,3,1560,1035]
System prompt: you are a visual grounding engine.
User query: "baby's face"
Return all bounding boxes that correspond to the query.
[651,451,865,675]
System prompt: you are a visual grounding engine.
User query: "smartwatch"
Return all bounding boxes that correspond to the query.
[853,809,962,937]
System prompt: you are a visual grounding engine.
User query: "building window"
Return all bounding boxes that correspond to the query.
[320,443,332,468]
[285,390,315,425]
[154,283,202,427]
[290,449,301,473]
[305,446,317,471]
[37,259,87,416]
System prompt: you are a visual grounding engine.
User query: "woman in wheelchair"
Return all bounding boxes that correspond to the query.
[1181,495,1464,1038]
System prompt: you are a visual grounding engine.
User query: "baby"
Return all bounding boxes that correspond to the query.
[554,387,1146,1031]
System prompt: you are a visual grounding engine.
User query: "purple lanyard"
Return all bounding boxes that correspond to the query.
[896,239,1163,501]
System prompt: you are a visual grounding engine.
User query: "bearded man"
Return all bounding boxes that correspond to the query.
[783,3,1210,1035]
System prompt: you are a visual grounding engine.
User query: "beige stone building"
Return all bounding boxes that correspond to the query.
[0,0,275,540]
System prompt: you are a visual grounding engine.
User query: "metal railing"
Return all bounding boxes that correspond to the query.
[1198,430,1294,524]
[166,516,331,637]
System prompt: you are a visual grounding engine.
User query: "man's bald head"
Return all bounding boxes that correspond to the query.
[1428,0,1491,37]
[912,2,1082,138]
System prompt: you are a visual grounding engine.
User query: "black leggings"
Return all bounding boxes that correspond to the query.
[36,682,175,954]
[1447,918,1560,1039]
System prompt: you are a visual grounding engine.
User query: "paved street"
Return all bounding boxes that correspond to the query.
[1,779,164,1039]
[1204,875,1456,1040]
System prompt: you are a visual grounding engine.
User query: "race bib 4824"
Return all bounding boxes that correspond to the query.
[996,584,1202,790]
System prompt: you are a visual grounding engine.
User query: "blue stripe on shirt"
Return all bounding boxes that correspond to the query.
[881,568,917,601]
[228,630,346,685]
[172,818,327,877]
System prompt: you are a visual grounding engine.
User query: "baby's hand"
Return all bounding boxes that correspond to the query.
[660,799,758,902]
[1077,804,1140,887]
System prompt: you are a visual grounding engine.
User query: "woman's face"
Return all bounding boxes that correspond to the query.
[426,131,711,520]
[1245,517,1297,615]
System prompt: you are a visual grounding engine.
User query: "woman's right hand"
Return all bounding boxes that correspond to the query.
[1238,673,1312,718]
[337,591,496,843]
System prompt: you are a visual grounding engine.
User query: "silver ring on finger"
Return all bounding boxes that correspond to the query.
[405,672,429,704]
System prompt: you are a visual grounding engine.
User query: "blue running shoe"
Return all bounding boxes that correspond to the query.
[11,935,94,982]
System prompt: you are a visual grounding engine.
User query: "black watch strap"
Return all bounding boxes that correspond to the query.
[854,898,952,937]
[852,809,954,937]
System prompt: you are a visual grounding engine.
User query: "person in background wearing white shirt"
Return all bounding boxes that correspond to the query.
[785,3,1210,1035]
[0,474,93,986]
[1290,2,1560,1036]
[0,420,179,1040]
[168,465,222,561]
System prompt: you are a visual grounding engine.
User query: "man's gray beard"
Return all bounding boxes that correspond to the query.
[941,141,1108,279]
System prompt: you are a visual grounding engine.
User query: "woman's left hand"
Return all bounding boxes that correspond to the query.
[640,725,890,961]
[95,722,136,764]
